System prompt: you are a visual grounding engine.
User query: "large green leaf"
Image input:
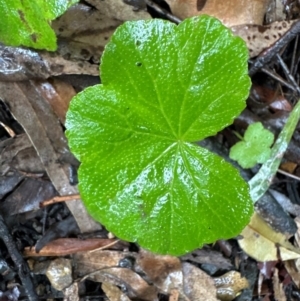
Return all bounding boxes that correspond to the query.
[66,16,253,255]
[0,0,78,51]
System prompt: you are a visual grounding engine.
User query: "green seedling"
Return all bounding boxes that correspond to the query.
[230,122,274,169]
[0,0,78,51]
[66,15,254,255]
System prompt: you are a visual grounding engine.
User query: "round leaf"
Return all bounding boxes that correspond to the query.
[230,122,275,169]
[66,16,253,255]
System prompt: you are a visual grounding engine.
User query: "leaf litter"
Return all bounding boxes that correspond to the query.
[2,0,300,300]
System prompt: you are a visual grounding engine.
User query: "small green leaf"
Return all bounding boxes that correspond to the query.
[0,0,78,51]
[230,122,274,169]
[66,16,253,255]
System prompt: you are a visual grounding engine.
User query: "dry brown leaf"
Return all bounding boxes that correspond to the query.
[23,238,119,257]
[181,262,218,301]
[135,249,182,294]
[231,20,297,58]
[239,213,300,261]
[102,282,131,301]
[85,0,150,21]
[0,81,101,233]
[87,268,158,301]
[34,79,76,124]
[180,247,233,270]
[272,268,286,301]
[165,0,269,26]
[0,134,44,174]
[52,2,150,64]
[74,250,137,276]
[284,260,300,289]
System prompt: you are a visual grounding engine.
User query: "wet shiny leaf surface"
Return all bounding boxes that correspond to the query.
[0,0,78,50]
[66,16,253,255]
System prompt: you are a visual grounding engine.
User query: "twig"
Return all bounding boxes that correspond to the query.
[40,194,81,207]
[0,214,38,301]
[276,53,300,95]
[261,68,296,92]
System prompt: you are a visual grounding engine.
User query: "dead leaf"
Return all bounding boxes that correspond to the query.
[0,45,98,81]
[0,81,101,233]
[231,20,297,58]
[86,267,158,301]
[180,246,233,270]
[182,262,218,301]
[165,0,269,26]
[74,250,137,276]
[0,134,44,174]
[52,2,150,64]
[85,0,150,21]
[102,282,131,301]
[0,178,57,215]
[24,238,119,257]
[284,260,300,289]
[239,213,300,261]
[135,249,182,294]
[34,79,76,124]
[272,268,287,301]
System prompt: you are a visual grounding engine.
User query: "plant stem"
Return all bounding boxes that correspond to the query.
[249,99,300,203]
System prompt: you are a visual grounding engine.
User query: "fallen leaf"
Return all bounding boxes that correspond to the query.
[284,260,300,289]
[231,20,297,58]
[86,268,158,301]
[0,134,44,174]
[239,213,300,261]
[180,247,233,270]
[23,238,119,256]
[135,249,182,294]
[0,45,98,81]
[182,262,218,301]
[0,177,57,215]
[34,78,76,124]
[52,2,150,63]
[272,268,287,301]
[165,0,269,26]
[74,250,137,276]
[102,282,131,301]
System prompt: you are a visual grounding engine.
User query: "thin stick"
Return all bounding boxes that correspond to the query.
[40,194,81,207]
